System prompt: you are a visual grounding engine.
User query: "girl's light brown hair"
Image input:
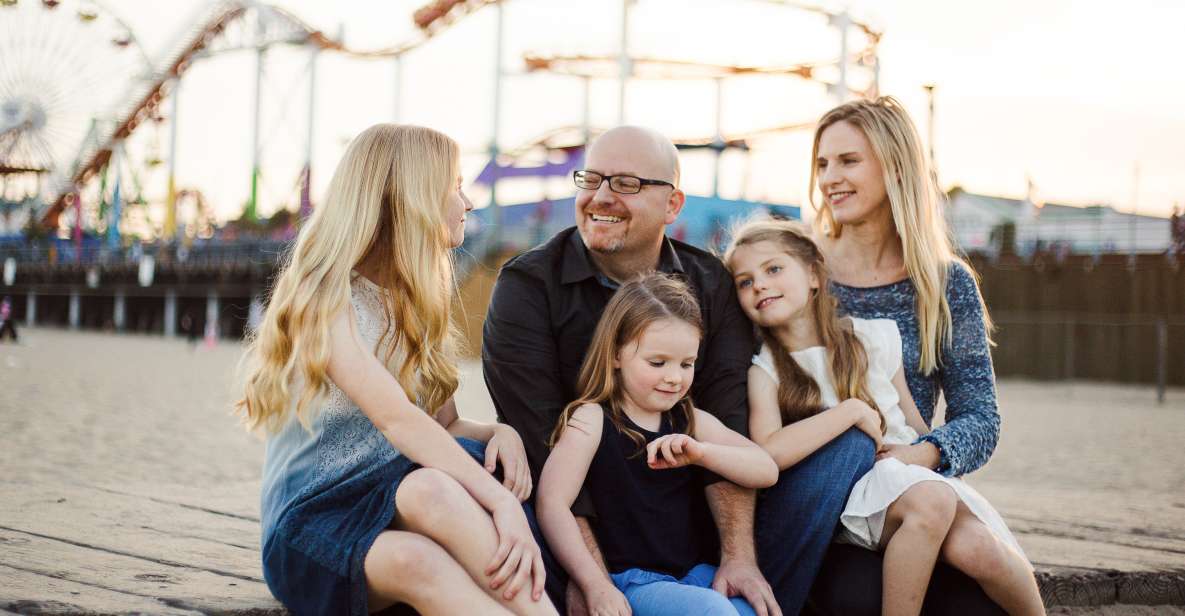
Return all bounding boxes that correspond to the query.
[550,273,701,453]
[236,124,461,434]
[809,96,991,375]
[724,218,883,430]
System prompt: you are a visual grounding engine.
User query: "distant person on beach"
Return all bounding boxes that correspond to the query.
[179,310,198,347]
[486,125,860,616]
[725,219,1043,615]
[1172,206,1184,256]
[797,96,1015,614]
[0,296,16,342]
[537,274,777,616]
[237,125,556,616]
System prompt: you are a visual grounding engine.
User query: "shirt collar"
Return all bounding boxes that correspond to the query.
[561,228,686,288]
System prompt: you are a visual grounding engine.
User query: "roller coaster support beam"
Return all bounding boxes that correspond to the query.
[617,0,633,124]
[165,78,181,239]
[301,45,318,219]
[247,45,265,222]
[393,54,403,123]
[581,76,591,145]
[488,1,505,250]
[713,78,724,198]
[830,10,851,102]
[108,141,122,251]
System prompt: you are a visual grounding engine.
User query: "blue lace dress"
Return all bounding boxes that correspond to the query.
[259,274,486,615]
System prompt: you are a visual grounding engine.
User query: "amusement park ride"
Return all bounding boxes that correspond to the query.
[0,0,880,253]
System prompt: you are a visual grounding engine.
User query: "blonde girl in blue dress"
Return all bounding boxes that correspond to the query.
[237,124,556,616]
[725,219,1044,616]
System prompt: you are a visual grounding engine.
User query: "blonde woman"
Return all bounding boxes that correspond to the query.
[804,97,1020,613]
[238,124,556,616]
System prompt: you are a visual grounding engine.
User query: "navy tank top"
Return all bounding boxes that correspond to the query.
[585,406,716,577]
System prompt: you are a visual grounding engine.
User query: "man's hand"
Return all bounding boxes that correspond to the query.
[485,424,533,501]
[582,580,631,616]
[712,558,781,616]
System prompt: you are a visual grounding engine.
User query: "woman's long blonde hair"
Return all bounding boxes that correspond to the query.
[725,218,882,430]
[550,274,701,454]
[809,96,991,375]
[237,124,460,434]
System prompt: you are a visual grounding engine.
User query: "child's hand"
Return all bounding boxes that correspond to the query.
[485,496,547,602]
[839,399,883,451]
[646,434,704,470]
[584,581,632,616]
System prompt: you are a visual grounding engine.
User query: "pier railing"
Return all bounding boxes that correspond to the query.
[0,240,292,269]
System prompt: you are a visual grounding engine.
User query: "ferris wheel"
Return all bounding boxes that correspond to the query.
[0,0,154,183]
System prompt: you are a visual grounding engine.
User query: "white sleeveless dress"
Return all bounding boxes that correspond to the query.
[752,317,1027,561]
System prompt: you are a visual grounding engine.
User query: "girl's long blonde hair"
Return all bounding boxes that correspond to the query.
[237,124,460,434]
[550,273,701,454]
[725,218,882,431]
[809,96,991,375]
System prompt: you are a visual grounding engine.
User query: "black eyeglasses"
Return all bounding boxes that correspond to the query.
[573,170,674,195]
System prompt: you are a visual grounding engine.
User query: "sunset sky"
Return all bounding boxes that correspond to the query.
[53,0,1185,223]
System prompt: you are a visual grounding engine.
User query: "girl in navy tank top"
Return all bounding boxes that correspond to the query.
[537,274,778,616]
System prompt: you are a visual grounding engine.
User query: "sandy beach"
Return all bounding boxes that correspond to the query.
[4,327,1182,492]
[2,327,1184,613]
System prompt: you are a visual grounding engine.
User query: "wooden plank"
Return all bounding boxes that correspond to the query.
[0,563,202,615]
[0,482,263,581]
[973,482,1185,573]
[88,481,262,522]
[0,529,283,614]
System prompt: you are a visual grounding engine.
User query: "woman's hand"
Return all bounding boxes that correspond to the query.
[876,441,940,470]
[583,580,632,616]
[646,433,704,470]
[485,424,533,501]
[485,496,547,602]
[839,399,883,451]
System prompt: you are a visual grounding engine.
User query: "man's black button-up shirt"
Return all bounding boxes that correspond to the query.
[481,226,756,514]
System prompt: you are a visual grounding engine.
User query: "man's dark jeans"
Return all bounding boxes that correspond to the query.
[756,428,1004,615]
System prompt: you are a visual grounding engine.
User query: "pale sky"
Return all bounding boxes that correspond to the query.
[35,0,1185,225]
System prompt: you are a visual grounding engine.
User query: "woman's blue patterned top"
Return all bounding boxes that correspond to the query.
[830,261,999,477]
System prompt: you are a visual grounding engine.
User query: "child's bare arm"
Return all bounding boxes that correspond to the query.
[748,365,881,470]
[892,365,931,436]
[327,307,511,509]
[327,306,546,598]
[435,398,533,502]
[536,405,618,597]
[435,398,494,439]
[679,410,777,488]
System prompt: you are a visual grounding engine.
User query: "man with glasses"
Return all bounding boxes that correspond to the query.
[484,126,782,615]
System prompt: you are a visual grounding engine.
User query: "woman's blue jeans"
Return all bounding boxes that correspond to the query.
[610,563,757,616]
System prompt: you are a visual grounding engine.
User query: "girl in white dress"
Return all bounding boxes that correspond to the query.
[725,218,1044,616]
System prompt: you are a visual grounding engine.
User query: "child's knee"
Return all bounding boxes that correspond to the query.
[692,589,739,615]
[729,596,761,616]
[892,482,957,537]
[943,523,1011,581]
[395,468,469,525]
[365,532,447,594]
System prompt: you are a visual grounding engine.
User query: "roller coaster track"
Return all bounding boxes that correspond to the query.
[42,0,874,227]
[42,0,496,227]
